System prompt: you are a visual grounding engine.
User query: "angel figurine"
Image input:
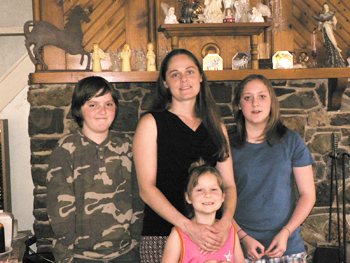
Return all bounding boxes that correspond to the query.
[249,3,271,22]
[203,0,224,23]
[92,43,106,72]
[312,2,345,67]
[121,44,131,72]
[146,43,157,71]
[134,46,146,71]
[161,3,179,24]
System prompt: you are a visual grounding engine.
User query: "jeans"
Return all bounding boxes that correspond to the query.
[74,247,140,263]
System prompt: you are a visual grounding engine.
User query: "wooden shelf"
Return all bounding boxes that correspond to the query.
[29,68,350,111]
[158,22,270,37]
[158,23,270,69]
[29,68,350,83]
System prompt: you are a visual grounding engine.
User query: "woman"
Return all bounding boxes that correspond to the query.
[230,74,316,262]
[133,49,237,263]
[314,2,345,67]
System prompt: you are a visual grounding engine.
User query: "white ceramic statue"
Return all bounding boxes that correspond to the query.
[161,3,179,24]
[203,0,224,23]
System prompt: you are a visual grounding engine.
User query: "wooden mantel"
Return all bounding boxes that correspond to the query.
[29,67,350,111]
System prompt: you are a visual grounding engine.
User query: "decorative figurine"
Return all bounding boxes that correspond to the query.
[134,46,146,71]
[347,52,350,67]
[203,0,224,23]
[223,0,235,22]
[161,3,179,24]
[121,44,131,72]
[108,48,122,72]
[92,43,105,72]
[250,3,271,22]
[312,2,345,67]
[146,43,157,71]
[158,46,169,70]
[299,51,309,68]
[24,5,91,70]
[203,53,223,71]
[234,0,250,22]
[178,0,194,23]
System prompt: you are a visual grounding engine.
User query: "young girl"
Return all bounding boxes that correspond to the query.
[230,74,316,262]
[161,159,244,263]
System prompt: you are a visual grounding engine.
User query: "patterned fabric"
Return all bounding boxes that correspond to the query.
[176,226,236,263]
[244,252,307,263]
[47,130,144,263]
[140,236,168,263]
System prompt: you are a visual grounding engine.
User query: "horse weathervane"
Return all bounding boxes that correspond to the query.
[24,5,91,70]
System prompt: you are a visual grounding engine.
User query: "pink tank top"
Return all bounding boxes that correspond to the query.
[175,225,236,263]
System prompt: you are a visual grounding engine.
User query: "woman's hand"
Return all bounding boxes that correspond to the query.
[241,235,265,261]
[185,222,221,253]
[264,228,289,258]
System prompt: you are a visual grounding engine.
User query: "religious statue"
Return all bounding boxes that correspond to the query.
[203,0,224,23]
[92,43,105,72]
[146,43,157,71]
[312,2,345,67]
[121,44,131,72]
[161,3,179,24]
[250,3,271,22]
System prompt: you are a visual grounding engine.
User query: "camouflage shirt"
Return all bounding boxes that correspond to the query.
[47,130,144,263]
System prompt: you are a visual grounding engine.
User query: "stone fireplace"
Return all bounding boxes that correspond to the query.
[28,78,350,262]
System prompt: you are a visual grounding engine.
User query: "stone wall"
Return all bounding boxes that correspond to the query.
[28,79,350,262]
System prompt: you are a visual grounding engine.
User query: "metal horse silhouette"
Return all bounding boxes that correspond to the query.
[24,5,91,70]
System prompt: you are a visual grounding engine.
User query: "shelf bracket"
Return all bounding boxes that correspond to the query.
[328,77,349,111]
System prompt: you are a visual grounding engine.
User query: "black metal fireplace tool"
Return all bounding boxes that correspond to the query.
[313,133,347,263]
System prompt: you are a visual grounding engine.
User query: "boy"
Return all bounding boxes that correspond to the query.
[47,76,144,263]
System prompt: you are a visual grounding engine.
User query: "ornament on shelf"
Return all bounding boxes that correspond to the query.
[272,51,293,69]
[24,5,91,70]
[108,48,122,72]
[134,46,146,71]
[223,0,235,23]
[298,52,309,68]
[203,0,224,23]
[312,2,345,68]
[267,0,287,35]
[232,52,251,70]
[234,0,250,22]
[161,3,179,24]
[146,43,157,71]
[92,43,105,72]
[121,44,131,72]
[249,3,271,22]
[158,46,169,70]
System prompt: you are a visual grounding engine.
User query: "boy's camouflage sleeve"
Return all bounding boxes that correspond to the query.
[46,145,76,263]
[130,161,145,243]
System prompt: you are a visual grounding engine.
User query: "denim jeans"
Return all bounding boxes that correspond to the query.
[74,247,140,263]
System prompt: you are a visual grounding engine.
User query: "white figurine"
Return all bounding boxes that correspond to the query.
[121,44,131,72]
[203,0,224,23]
[249,3,271,22]
[146,43,156,71]
[92,43,105,72]
[161,3,179,24]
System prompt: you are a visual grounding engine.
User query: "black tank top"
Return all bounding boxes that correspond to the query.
[142,110,218,236]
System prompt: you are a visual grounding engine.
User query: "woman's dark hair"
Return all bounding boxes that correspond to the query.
[184,158,224,219]
[231,74,287,148]
[152,49,229,161]
[71,76,119,128]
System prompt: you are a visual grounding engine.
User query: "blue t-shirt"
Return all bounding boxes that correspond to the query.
[231,129,314,258]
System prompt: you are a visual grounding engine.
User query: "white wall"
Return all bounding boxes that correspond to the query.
[0,1,34,232]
